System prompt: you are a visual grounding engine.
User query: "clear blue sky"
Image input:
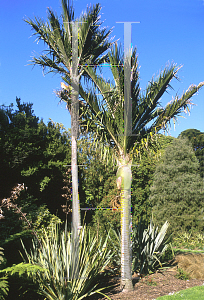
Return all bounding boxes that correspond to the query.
[1,0,204,138]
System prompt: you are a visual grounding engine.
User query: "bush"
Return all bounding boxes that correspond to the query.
[172,230,204,250]
[175,268,191,280]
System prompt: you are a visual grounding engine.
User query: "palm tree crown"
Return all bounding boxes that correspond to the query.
[24,0,114,80]
[80,44,204,164]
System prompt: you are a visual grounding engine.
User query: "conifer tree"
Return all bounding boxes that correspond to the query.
[179,129,204,179]
[149,136,204,234]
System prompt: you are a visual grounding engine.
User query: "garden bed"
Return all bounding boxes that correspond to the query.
[87,253,204,300]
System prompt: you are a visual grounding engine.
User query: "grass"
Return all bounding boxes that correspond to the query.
[173,248,204,254]
[155,285,204,299]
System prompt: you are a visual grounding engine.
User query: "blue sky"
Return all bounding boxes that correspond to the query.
[0,0,204,138]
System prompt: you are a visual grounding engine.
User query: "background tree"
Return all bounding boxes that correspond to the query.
[178,128,204,179]
[77,132,118,218]
[0,98,39,200]
[131,133,176,224]
[149,136,204,236]
[0,98,72,219]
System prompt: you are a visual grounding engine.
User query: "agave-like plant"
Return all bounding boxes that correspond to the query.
[106,218,170,277]
[132,218,170,275]
[18,223,115,300]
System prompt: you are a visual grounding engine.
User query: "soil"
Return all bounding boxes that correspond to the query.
[87,253,204,300]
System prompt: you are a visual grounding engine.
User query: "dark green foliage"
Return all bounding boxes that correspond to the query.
[0,248,9,300]
[0,202,61,265]
[89,176,120,228]
[0,276,9,300]
[0,98,72,298]
[0,99,39,198]
[0,98,71,219]
[0,262,45,300]
[77,133,119,224]
[160,244,175,264]
[0,98,69,256]
[6,275,43,300]
[131,134,175,224]
[85,174,121,266]
[179,128,204,179]
[149,136,204,235]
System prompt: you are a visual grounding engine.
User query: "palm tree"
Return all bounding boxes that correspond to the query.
[24,0,114,240]
[77,44,204,291]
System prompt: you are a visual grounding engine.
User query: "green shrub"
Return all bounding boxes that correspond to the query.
[175,268,191,281]
[172,230,204,250]
[160,243,175,264]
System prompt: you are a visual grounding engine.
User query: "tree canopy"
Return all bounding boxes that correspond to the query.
[0,98,71,218]
[178,128,204,179]
[149,136,204,234]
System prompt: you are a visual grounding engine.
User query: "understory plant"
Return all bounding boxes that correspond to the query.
[105,217,170,276]
[175,267,191,280]
[11,223,115,300]
[172,231,204,250]
[131,217,170,275]
[103,222,121,276]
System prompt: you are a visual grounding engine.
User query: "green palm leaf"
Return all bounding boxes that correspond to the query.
[78,45,204,163]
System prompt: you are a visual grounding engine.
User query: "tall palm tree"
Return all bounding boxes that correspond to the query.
[77,44,204,291]
[24,0,114,240]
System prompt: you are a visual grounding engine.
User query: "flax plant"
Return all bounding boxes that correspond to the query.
[20,223,115,300]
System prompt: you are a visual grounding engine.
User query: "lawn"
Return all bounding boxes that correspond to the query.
[156,285,204,299]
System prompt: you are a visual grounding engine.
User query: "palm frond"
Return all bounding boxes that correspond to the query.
[78,44,204,164]
[47,8,71,69]
[61,0,74,38]
[24,1,114,78]
[132,64,180,136]
[150,81,204,133]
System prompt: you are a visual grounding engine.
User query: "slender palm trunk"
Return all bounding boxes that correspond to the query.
[71,69,81,279]
[71,135,81,236]
[71,21,81,236]
[117,163,133,292]
[71,134,81,280]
